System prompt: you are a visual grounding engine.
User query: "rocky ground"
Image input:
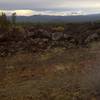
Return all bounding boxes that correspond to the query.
[0,23,100,57]
[0,23,100,99]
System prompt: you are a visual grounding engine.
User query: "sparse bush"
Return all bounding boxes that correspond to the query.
[52,26,64,32]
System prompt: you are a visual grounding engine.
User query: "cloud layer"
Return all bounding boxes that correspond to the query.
[0,10,33,16]
[0,9,100,16]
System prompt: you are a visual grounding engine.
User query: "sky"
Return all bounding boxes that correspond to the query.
[0,0,100,16]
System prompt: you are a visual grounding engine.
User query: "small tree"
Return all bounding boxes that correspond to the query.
[12,12,16,25]
[0,13,10,31]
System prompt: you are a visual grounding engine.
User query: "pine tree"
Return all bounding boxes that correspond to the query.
[0,13,10,31]
[12,12,16,25]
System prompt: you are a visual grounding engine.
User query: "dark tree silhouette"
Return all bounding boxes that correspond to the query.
[12,12,16,25]
[0,13,10,31]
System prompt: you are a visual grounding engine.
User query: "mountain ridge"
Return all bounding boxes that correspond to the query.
[12,14,100,22]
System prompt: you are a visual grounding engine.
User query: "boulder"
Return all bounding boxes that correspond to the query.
[85,33,98,43]
[51,32,64,41]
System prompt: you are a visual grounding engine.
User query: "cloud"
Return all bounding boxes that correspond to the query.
[0,10,33,16]
[0,9,85,16]
[0,0,100,10]
[0,9,100,16]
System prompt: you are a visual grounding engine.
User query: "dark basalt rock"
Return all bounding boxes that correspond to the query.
[0,23,100,57]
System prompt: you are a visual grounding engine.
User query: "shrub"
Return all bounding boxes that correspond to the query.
[52,26,64,32]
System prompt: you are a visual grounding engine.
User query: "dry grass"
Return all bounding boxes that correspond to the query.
[0,42,100,99]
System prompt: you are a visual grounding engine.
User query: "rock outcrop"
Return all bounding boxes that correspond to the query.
[0,23,100,56]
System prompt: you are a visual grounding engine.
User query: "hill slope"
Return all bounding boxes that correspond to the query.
[13,14,100,22]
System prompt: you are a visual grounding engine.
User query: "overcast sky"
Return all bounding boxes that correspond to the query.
[0,0,100,16]
[0,0,100,10]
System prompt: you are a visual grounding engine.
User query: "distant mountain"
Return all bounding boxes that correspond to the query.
[10,14,100,23]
